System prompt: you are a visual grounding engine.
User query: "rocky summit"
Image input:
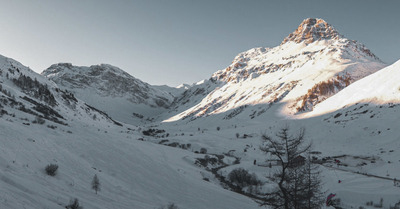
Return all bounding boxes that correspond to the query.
[281,18,341,44]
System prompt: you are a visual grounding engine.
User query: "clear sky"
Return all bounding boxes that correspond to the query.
[0,0,398,86]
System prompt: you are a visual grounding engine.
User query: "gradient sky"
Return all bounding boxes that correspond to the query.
[0,0,398,86]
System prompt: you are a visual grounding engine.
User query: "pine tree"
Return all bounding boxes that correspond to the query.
[91,174,100,194]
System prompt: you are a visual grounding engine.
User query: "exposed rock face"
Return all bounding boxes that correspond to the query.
[282,18,341,44]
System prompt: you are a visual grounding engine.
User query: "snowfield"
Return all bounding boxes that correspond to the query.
[0,118,260,209]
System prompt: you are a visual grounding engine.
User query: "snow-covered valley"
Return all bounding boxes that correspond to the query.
[0,18,400,209]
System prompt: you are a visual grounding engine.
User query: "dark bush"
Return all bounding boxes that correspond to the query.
[159,203,179,209]
[167,142,180,147]
[228,168,260,188]
[142,128,165,136]
[66,198,83,209]
[45,164,58,176]
[195,155,219,167]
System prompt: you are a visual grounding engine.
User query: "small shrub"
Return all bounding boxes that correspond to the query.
[45,164,58,176]
[159,203,179,209]
[200,148,207,154]
[91,174,100,194]
[66,198,83,209]
[47,125,57,129]
[142,128,165,136]
[167,142,180,147]
[32,116,46,124]
[158,139,169,144]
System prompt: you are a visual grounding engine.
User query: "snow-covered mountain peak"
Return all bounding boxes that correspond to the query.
[211,18,381,85]
[43,63,132,82]
[167,19,386,122]
[281,18,341,45]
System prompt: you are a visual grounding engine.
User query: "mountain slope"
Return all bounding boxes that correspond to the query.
[42,63,182,125]
[164,18,385,122]
[303,59,400,117]
[0,56,121,129]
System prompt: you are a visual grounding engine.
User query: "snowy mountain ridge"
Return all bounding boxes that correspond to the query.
[40,18,385,124]
[42,63,184,125]
[42,63,178,103]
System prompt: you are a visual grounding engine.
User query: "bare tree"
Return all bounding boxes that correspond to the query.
[91,174,101,194]
[259,126,323,209]
[302,154,324,209]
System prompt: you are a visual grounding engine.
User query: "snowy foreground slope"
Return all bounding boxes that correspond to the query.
[0,119,260,209]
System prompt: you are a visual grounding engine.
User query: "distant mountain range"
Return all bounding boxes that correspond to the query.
[40,18,386,125]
